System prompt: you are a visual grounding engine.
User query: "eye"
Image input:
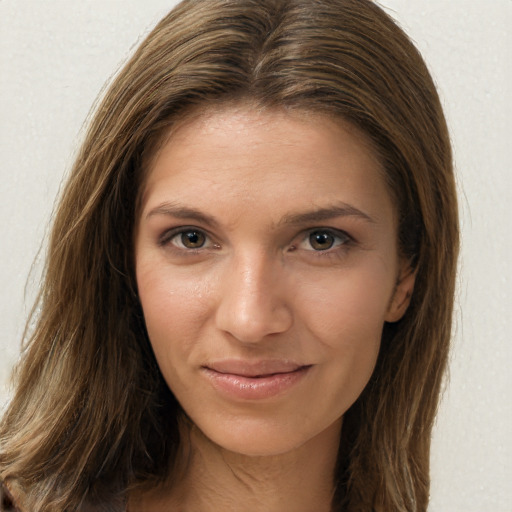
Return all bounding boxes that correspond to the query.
[176,230,206,249]
[309,231,337,250]
[160,228,212,250]
[297,229,351,252]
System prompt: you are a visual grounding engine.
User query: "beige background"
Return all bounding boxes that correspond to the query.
[1,1,510,510]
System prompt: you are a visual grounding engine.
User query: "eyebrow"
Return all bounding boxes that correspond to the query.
[146,201,375,226]
[146,202,219,227]
[278,203,376,226]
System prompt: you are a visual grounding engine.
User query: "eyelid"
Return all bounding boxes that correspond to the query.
[295,227,353,251]
[157,225,353,254]
[159,226,216,249]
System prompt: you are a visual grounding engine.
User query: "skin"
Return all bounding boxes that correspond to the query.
[132,106,415,511]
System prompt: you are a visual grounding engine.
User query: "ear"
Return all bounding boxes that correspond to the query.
[385,260,417,323]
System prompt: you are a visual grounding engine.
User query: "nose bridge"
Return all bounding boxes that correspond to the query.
[215,248,292,343]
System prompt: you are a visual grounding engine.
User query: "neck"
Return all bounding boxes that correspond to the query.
[130,416,342,512]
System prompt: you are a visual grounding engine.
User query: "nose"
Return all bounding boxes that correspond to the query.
[215,251,293,344]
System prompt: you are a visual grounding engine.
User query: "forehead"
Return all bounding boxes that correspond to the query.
[152,105,381,166]
[139,106,394,226]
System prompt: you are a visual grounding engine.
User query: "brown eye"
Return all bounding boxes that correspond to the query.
[309,231,336,250]
[180,230,206,248]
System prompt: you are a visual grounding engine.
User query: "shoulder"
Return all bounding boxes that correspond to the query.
[1,481,23,512]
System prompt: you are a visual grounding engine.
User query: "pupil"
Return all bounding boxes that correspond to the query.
[310,231,334,250]
[182,231,204,248]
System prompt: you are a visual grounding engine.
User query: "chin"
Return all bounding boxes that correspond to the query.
[189,412,343,458]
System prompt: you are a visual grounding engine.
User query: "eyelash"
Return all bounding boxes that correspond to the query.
[158,226,219,253]
[292,229,353,257]
[158,226,354,257]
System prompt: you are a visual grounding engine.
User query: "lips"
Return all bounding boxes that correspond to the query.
[201,360,312,400]
[204,359,307,378]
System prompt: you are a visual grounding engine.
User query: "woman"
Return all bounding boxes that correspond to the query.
[0,0,459,511]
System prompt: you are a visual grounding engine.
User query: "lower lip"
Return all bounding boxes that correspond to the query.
[202,366,311,400]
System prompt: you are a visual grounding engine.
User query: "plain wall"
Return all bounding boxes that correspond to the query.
[1,1,510,510]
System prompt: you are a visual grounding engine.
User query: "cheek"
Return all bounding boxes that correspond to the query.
[136,263,212,369]
[299,261,395,341]
[296,262,395,392]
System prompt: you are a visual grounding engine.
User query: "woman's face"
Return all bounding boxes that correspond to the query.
[135,106,414,456]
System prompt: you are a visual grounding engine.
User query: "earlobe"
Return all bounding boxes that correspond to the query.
[385,263,417,323]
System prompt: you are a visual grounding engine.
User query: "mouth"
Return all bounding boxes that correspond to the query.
[201,360,312,400]
[203,359,310,377]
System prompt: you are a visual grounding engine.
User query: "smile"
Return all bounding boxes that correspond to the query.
[201,360,312,400]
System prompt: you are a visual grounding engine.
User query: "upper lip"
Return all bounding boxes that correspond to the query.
[203,360,309,378]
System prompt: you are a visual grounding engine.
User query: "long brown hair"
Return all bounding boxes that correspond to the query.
[0,1,459,510]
